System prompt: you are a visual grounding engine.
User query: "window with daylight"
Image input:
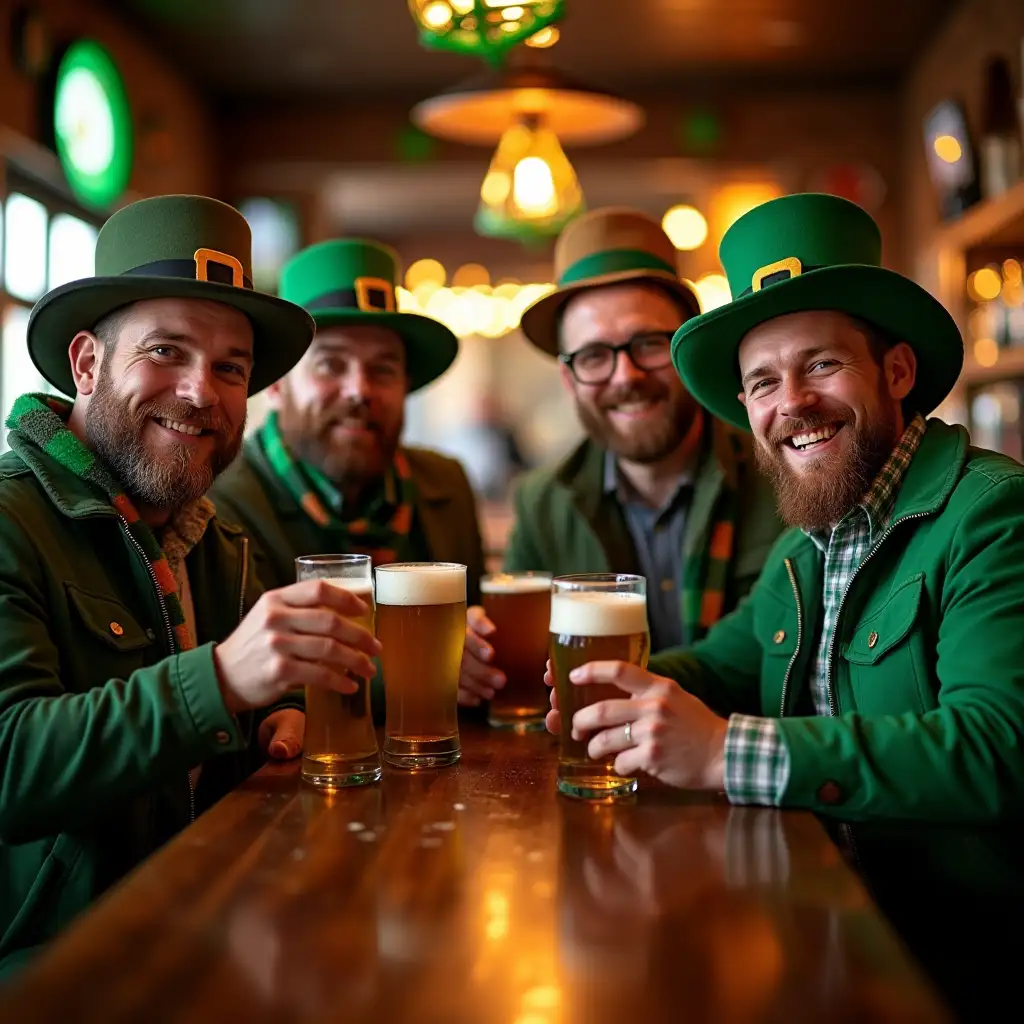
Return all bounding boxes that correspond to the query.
[0,170,102,450]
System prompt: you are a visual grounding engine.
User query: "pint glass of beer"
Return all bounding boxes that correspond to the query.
[296,554,381,788]
[550,574,649,801]
[376,562,467,768]
[480,571,552,731]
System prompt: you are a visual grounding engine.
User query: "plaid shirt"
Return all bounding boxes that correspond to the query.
[724,415,927,805]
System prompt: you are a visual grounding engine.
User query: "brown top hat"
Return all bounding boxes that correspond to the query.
[519,207,702,356]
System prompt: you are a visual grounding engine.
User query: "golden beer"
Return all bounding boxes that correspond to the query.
[296,555,381,788]
[376,562,467,768]
[481,572,552,731]
[550,576,649,800]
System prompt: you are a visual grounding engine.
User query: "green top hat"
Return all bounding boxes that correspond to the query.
[28,194,315,397]
[670,193,963,431]
[279,239,459,392]
[519,207,701,356]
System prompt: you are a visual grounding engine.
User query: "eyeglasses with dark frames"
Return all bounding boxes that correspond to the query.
[559,332,674,385]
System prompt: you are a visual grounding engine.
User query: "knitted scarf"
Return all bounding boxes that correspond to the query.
[6,393,194,652]
[681,489,737,644]
[260,410,414,567]
[679,423,739,645]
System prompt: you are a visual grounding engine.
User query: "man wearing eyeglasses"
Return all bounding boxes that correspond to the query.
[458,208,784,708]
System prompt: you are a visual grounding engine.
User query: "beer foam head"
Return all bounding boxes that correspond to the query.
[549,590,648,637]
[480,574,552,595]
[375,563,466,606]
[323,577,373,599]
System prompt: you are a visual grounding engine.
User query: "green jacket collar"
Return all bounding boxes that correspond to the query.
[887,418,967,521]
[556,414,743,524]
[5,431,114,519]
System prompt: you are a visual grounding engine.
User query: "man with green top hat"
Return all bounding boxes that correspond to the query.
[550,192,1024,1017]
[0,195,382,976]
[210,238,486,712]
[458,206,783,709]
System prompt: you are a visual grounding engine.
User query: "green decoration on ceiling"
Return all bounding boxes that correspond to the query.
[53,39,134,207]
[408,0,567,67]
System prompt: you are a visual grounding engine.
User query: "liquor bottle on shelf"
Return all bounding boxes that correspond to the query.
[980,55,1021,200]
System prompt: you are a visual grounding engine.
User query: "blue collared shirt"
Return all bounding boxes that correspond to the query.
[603,452,692,651]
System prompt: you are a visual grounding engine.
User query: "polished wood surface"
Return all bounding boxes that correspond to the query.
[0,724,949,1023]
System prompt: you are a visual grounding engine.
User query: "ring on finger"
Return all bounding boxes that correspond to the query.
[623,721,632,746]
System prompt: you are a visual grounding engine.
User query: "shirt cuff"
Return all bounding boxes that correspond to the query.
[724,714,790,806]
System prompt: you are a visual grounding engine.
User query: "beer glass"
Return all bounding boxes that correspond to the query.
[480,571,552,731]
[376,562,467,768]
[296,554,381,788]
[550,574,649,801]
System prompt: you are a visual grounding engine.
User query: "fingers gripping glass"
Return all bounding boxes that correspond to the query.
[559,332,673,384]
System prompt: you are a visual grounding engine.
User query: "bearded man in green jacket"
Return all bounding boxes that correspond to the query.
[211,239,484,602]
[210,240,485,720]
[551,193,1024,1019]
[0,196,381,977]
[459,208,784,709]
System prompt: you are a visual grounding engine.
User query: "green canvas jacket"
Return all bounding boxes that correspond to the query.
[0,438,267,976]
[651,420,1024,903]
[504,418,785,642]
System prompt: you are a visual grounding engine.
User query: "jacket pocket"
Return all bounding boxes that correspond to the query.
[64,583,152,652]
[840,574,933,714]
[62,583,154,687]
[0,834,86,960]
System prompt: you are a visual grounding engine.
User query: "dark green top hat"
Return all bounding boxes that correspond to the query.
[279,239,459,392]
[670,193,963,431]
[28,194,315,397]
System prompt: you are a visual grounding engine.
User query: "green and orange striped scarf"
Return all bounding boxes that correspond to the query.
[681,492,736,644]
[6,393,195,651]
[259,410,414,567]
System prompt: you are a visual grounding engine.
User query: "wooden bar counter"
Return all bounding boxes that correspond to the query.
[0,723,949,1023]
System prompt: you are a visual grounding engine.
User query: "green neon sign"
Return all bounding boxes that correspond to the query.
[53,40,133,207]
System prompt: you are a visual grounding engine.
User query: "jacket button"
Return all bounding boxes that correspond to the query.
[867,631,879,649]
[109,622,124,636]
[817,781,844,805]
[215,730,231,745]
[773,630,786,644]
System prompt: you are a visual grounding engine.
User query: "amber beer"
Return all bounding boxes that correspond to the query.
[550,574,649,800]
[296,554,382,788]
[481,572,552,731]
[376,562,467,768]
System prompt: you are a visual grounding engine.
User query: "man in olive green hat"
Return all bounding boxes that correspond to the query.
[458,206,783,710]
[210,238,486,712]
[0,195,382,975]
[548,192,1024,1018]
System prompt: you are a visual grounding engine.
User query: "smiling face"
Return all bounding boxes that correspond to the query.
[268,325,408,492]
[71,297,252,513]
[558,282,698,465]
[737,310,917,530]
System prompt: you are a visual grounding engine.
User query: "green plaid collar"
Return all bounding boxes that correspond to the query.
[807,413,927,551]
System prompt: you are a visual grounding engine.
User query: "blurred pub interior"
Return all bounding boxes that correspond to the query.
[1,0,1023,564]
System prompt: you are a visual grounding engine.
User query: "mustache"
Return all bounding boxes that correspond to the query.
[597,382,668,410]
[315,399,381,434]
[767,410,849,446]
[141,401,232,435]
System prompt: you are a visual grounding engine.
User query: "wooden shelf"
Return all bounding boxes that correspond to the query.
[932,180,1024,252]
[961,346,1024,386]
